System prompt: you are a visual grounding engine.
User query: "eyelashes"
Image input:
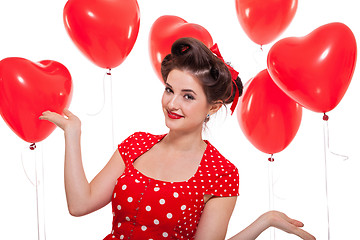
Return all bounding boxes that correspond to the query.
[164,87,195,101]
[184,94,195,100]
[165,86,173,93]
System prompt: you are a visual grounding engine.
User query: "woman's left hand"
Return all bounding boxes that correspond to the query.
[262,210,316,240]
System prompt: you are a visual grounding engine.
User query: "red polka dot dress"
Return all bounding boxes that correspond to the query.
[103,132,239,240]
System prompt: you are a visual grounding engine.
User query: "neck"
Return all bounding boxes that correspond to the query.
[163,129,206,152]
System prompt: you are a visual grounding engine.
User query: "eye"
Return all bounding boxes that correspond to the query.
[165,87,173,93]
[184,94,195,100]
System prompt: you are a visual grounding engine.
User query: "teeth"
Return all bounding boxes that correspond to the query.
[168,110,182,117]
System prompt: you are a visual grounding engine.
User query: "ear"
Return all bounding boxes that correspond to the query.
[208,101,223,115]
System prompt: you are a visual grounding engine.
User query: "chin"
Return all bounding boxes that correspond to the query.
[164,119,181,131]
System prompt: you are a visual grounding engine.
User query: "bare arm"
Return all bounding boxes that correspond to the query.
[194,196,237,240]
[40,109,125,216]
[194,195,315,240]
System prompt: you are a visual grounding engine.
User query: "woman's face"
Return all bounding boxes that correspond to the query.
[162,69,212,133]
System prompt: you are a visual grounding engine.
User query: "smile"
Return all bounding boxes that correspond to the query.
[167,110,184,119]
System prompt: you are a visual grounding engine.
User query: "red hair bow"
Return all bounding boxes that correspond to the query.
[210,43,239,115]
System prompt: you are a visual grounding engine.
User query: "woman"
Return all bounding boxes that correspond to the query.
[39,37,315,240]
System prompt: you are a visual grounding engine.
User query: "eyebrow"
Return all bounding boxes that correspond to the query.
[166,83,197,95]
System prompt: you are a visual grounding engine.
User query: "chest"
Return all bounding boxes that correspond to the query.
[111,168,207,239]
[133,146,204,182]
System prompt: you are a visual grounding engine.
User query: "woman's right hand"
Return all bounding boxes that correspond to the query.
[262,211,316,240]
[39,109,81,135]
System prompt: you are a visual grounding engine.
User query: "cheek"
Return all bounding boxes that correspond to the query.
[184,103,206,117]
[161,93,167,106]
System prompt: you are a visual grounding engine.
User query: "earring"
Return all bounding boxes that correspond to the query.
[205,114,210,122]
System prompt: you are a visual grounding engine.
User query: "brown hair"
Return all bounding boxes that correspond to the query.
[161,37,243,106]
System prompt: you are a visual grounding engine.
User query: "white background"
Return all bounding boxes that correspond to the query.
[0,0,359,239]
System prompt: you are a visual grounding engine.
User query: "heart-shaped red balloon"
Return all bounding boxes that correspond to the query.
[237,69,302,154]
[267,22,357,113]
[0,58,73,143]
[235,0,298,45]
[63,0,140,69]
[149,15,213,81]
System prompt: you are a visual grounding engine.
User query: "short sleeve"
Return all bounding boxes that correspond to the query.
[117,131,164,166]
[205,165,239,197]
[117,133,137,165]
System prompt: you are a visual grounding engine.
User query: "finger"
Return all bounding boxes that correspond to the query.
[279,220,314,240]
[40,111,62,120]
[292,227,316,240]
[39,110,52,117]
[39,111,66,127]
[277,212,304,228]
[39,111,52,120]
[289,218,304,227]
[63,108,74,118]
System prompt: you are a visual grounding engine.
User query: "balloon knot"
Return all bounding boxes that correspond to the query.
[107,68,112,75]
[323,113,329,121]
[29,143,36,150]
[268,154,274,162]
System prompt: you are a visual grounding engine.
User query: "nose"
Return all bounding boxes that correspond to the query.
[168,94,180,110]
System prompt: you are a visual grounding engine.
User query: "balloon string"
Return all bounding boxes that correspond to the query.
[322,113,348,240]
[21,143,36,186]
[20,143,47,239]
[86,68,115,149]
[86,69,111,116]
[268,154,276,240]
[252,46,265,71]
[322,114,331,240]
[35,143,46,240]
[323,113,349,161]
[108,70,115,150]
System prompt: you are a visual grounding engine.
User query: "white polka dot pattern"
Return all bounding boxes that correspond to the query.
[104,132,239,240]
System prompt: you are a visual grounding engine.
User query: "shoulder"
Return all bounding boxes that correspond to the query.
[117,132,166,165]
[130,132,165,144]
[204,142,238,174]
[202,142,240,197]
[118,131,166,153]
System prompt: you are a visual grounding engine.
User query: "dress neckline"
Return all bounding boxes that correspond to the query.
[130,133,210,183]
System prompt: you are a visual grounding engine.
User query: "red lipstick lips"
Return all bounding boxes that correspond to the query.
[167,110,183,119]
